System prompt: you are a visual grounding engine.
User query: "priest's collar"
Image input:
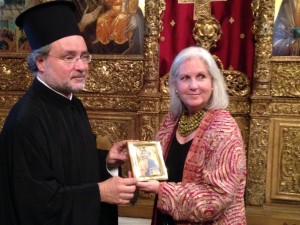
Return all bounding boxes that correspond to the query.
[36,76,73,100]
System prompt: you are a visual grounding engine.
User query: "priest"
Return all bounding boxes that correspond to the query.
[0,1,137,225]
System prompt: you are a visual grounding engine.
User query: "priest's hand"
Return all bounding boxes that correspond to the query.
[106,140,130,168]
[98,176,137,204]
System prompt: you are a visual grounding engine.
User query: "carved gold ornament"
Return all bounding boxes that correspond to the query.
[193,15,222,50]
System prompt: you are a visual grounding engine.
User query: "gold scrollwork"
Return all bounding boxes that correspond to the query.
[251,0,274,97]
[280,127,300,195]
[0,95,21,108]
[271,60,300,97]
[270,102,300,115]
[160,99,170,112]
[227,99,250,114]
[90,119,131,143]
[193,14,222,50]
[222,70,250,97]
[141,114,157,141]
[247,118,269,206]
[252,102,271,116]
[141,100,159,111]
[79,96,140,111]
[194,0,212,18]
[84,60,144,94]
[159,73,169,96]
[0,59,32,91]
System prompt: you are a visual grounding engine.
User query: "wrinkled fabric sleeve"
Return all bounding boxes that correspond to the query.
[156,111,246,222]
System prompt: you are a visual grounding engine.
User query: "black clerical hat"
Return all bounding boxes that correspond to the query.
[15,1,81,50]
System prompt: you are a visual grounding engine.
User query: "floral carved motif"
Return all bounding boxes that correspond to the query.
[247,118,269,205]
[271,61,300,97]
[280,127,300,195]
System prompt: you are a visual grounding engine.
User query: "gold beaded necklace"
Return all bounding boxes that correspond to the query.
[178,110,205,137]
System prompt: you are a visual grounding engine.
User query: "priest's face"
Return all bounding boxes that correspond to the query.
[37,35,90,98]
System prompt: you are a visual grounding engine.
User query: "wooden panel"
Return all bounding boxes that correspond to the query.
[268,118,300,202]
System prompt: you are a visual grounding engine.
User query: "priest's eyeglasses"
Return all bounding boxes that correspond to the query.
[47,54,92,64]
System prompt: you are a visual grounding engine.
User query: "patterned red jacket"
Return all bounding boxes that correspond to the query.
[154,110,247,225]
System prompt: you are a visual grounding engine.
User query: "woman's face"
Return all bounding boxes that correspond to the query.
[175,57,213,115]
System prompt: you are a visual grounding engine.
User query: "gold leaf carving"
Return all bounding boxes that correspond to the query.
[90,119,130,143]
[271,60,300,97]
[227,98,250,114]
[159,72,169,95]
[79,96,140,111]
[194,0,211,18]
[0,116,5,131]
[251,102,271,116]
[141,100,159,111]
[193,15,222,50]
[247,118,269,205]
[84,60,144,94]
[251,0,274,97]
[0,94,21,108]
[280,127,300,194]
[222,70,250,97]
[0,58,32,91]
[233,116,249,149]
[270,102,300,115]
[140,115,157,141]
[160,99,170,112]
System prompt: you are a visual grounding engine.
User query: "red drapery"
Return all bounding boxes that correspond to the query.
[159,1,254,81]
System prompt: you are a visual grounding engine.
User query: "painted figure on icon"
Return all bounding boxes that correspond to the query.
[74,0,144,54]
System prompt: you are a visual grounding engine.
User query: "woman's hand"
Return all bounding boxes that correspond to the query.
[137,180,160,194]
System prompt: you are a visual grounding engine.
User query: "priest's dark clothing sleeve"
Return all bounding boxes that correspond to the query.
[0,79,118,225]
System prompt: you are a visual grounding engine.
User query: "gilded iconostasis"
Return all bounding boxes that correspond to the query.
[0,0,299,224]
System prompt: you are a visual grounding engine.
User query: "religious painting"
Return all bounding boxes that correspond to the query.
[127,141,168,181]
[272,0,300,56]
[0,0,145,56]
[0,0,30,53]
[73,0,145,55]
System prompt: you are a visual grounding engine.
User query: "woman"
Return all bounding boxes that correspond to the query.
[137,46,247,224]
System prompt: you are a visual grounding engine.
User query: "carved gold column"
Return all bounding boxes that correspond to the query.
[246,0,273,207]
[247,0,300,224]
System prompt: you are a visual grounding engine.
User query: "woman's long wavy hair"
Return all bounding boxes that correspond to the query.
[168,46,229,116]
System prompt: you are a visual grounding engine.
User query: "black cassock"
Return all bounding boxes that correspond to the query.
[0,78,117,225]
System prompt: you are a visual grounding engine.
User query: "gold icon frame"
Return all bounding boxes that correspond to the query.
[127,141,168,181]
